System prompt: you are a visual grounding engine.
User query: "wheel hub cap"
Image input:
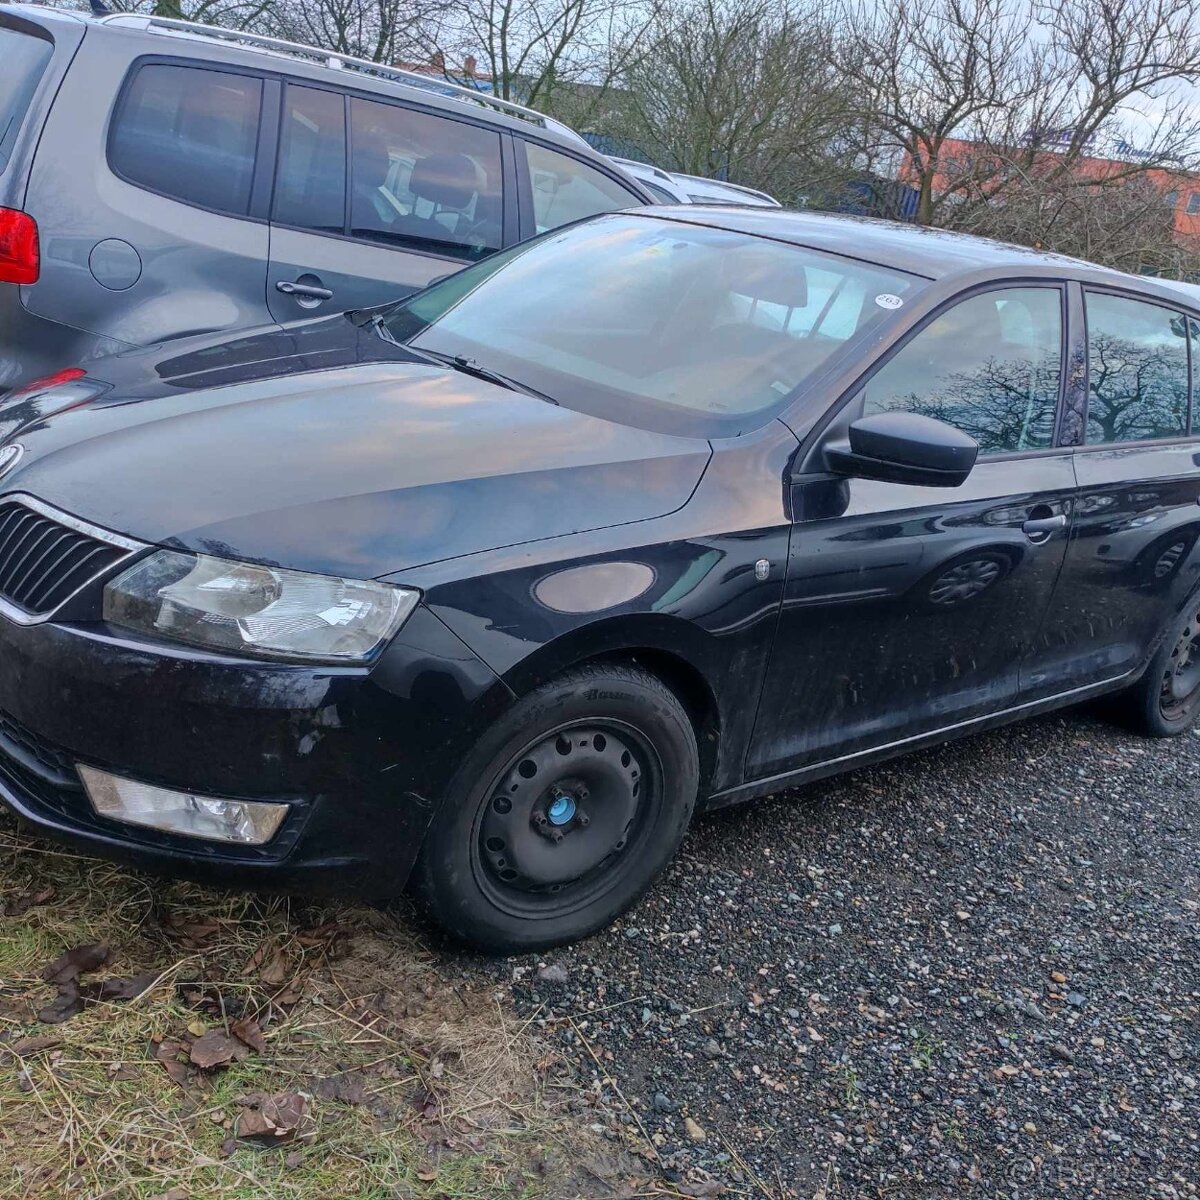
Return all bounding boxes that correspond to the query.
[547,790,577,826]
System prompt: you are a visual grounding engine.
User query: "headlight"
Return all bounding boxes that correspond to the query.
[103,550,418,663]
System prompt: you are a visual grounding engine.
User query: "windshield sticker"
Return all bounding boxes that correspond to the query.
[875,293,904,310]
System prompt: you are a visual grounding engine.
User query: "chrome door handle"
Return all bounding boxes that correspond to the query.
[1022,514,1067,539]
[276,280,333,300]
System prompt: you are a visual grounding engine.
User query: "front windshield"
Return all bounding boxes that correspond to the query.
[384,214,925,436]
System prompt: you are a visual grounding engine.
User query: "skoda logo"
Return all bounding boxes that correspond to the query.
[0,444,24,481]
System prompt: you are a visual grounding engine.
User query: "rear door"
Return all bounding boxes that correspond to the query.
[266,86,513,322]
[1027,285,1200,696]
[22,54,275,346]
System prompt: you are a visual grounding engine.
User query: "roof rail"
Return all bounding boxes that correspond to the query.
[98,14,586,144]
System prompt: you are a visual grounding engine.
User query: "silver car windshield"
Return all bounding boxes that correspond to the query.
[389,214,925,436]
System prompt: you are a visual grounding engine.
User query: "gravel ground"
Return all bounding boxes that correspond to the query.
[454,707,1200,1198]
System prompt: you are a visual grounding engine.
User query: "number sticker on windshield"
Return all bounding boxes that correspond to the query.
[875,293,904,310]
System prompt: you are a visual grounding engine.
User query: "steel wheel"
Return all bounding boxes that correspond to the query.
[1160,605,1200,721]
[471,719,661,920]
[413,663,698,952]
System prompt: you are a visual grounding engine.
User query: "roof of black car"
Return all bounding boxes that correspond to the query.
[638,205,1145,286]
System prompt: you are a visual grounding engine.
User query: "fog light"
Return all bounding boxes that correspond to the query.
[78,765,288,845]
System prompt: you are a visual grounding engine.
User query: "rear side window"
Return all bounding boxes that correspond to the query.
[1084,292,1189,443]
[348,97,503,260]
[524,142,643,233]
[110,64,263,216]
[863,287,1064,455]
[0,27,53,174]
[274,85,345,234]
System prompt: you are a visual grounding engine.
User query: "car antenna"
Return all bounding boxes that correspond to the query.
[89,0,112,14]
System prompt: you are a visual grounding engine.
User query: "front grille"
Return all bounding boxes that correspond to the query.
[0,499,133,617]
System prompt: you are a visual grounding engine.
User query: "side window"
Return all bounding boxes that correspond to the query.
[0,27,52,174]
[863,288,1063,455]
[1084,292,1189,444]
[524,143,643,233]
[348,98,502,260]
[274,85,345,234]
[110,64,262,215]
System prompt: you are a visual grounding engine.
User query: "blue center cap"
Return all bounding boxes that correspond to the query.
[547,793,576,826]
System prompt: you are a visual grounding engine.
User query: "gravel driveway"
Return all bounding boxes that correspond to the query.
[461,707,1199,1198]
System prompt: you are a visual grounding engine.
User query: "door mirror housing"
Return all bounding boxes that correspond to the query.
[824,412,978,488]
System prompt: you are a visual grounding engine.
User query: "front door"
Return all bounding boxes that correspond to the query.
[267,85,509,323]
[748,284,1075,780]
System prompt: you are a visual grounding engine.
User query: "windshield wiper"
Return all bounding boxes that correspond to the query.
[345,306,408,349]
[424,350,558,404]
[364,312,402,347]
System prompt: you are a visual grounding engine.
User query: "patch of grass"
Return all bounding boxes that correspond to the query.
[0,816,639,1200]
[907,1030,942,1071]
[833,1062,861,1111]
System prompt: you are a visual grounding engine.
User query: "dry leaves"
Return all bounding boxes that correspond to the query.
[314,1069,369,1107]
[153,1037,194,1089]
[231,1017,267,1054]
[38,943,110,1024]
[189,1031,250,1070]
[41,943,110,986]
[236,1091,315,1145]
[243,939,290,987]
[36,942,158,1024]
[162,913,227,948]
[1,885,55,917]
[93,971,159,1002]
[2,1034,61,1059]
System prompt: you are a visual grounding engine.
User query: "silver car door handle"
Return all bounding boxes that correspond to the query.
[276,280,334,300]
[1022,514,1067,537]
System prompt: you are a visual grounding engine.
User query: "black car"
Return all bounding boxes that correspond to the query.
[1,208,1198,952]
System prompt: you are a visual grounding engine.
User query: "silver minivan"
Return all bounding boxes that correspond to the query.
[0,5,652,390]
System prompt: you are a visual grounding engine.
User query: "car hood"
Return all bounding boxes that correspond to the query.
[0,357,711,579]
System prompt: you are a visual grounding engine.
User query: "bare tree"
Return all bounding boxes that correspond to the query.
[835,0,1200,271]
[267,0,440,62]
[415,0,655,112]
[598,0,856,202]
[958,171,1200,274]
[835,0,1036,225]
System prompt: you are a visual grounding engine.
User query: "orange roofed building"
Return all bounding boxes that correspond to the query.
[900,136,1200,238]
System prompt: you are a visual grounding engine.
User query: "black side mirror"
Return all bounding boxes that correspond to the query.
[825,411,978,488]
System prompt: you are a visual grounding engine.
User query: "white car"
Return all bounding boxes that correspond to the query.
[609,157,781,208]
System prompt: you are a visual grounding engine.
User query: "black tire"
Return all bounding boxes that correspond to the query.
[411,664,699,953]
[1115,597,1200,737]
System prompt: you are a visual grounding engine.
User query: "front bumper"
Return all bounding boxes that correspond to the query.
[0,604,511,896]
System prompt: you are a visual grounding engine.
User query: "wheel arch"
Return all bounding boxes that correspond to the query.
[501,614,725,795]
